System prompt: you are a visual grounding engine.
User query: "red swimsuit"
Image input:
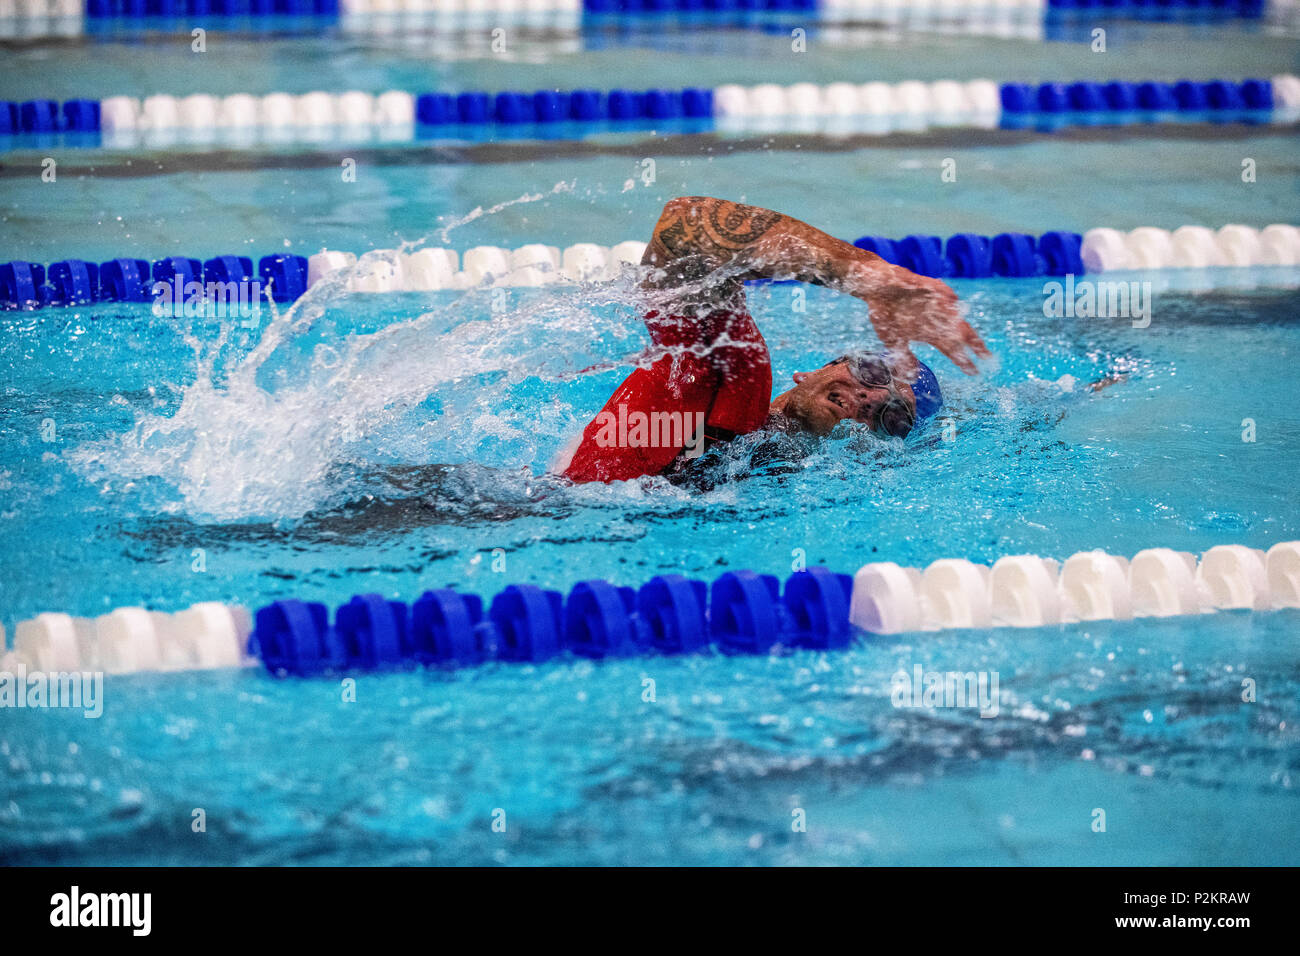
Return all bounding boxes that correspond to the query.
[562,309,773,483]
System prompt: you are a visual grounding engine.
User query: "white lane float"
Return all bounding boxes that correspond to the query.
[850,540,1300,635]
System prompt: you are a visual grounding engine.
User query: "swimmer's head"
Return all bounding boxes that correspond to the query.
[770,351,942,439]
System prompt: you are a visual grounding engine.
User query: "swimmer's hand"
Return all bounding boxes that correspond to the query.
[860,265,991,378]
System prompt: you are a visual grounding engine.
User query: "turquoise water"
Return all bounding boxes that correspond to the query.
[3,610,1297,865]
[2,17,1297,102]
[1,20,1298,865]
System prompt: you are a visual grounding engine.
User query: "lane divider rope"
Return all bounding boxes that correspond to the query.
[2,75,1295,151]
[2,0,1285,23]
[4,0,1294,39]
[3,541,1297,677]
[5,223,1299,310]
[0,241,653,308]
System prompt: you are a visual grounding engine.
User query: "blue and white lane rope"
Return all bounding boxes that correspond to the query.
[4,223,1299,310]
[3,541,1298,678]
[0,0,1286,26]
[2,0,1293,42]
[2,74,1296,151]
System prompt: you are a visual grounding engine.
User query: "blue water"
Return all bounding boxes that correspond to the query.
[2,16,1297,102]
[1,19,1299,865]
[3,610,1297,865]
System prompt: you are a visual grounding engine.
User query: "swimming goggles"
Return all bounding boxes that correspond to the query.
[841,354,917,440]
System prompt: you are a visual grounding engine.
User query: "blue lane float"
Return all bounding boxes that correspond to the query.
[259,254,309,301]
[490,585,566,663]
[997,77,1275,125]
[637,575,709,654]
[851,230,1083,279]
[99,258,153,302]
[945,234,994,278]
[0,262,51,310]
[0,253,309,310]
[84,0,342,16]
[998,78,1274,115]
[410,590,489,665]
[153,256,202,289]
[250,566,855,677]
[48,260,99,306]
[415,86,714,128]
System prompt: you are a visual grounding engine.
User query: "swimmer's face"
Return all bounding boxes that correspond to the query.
[778,361,917,437]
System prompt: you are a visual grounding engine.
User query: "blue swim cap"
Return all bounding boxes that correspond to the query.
[911,360,943,420]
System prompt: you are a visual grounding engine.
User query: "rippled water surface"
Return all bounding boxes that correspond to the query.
[1,19,1298,865]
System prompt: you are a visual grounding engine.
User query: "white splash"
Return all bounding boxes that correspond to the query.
[67,210,648,523]
[434,181,576,245]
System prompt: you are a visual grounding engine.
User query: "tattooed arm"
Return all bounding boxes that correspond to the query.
[642,196,989,375]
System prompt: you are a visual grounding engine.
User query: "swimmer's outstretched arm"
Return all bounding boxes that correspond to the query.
[642,196,990,375]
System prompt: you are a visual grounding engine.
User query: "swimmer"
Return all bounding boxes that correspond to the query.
[557,196,991,483]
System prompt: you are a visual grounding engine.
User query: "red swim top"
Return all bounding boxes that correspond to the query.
[562,308,773,483]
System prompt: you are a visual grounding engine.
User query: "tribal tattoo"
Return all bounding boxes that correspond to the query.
[708,202,785,246]
[643,196,872,298]
[647,197,786,269]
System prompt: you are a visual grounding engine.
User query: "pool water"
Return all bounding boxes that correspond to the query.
[1,18,1298,865]
[3,609,1297,865]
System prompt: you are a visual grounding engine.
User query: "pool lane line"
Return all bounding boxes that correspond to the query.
[2,0,1289,35]
[5,223,1300,309]
[4,542,1297,677]
[2,75,1296,153]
